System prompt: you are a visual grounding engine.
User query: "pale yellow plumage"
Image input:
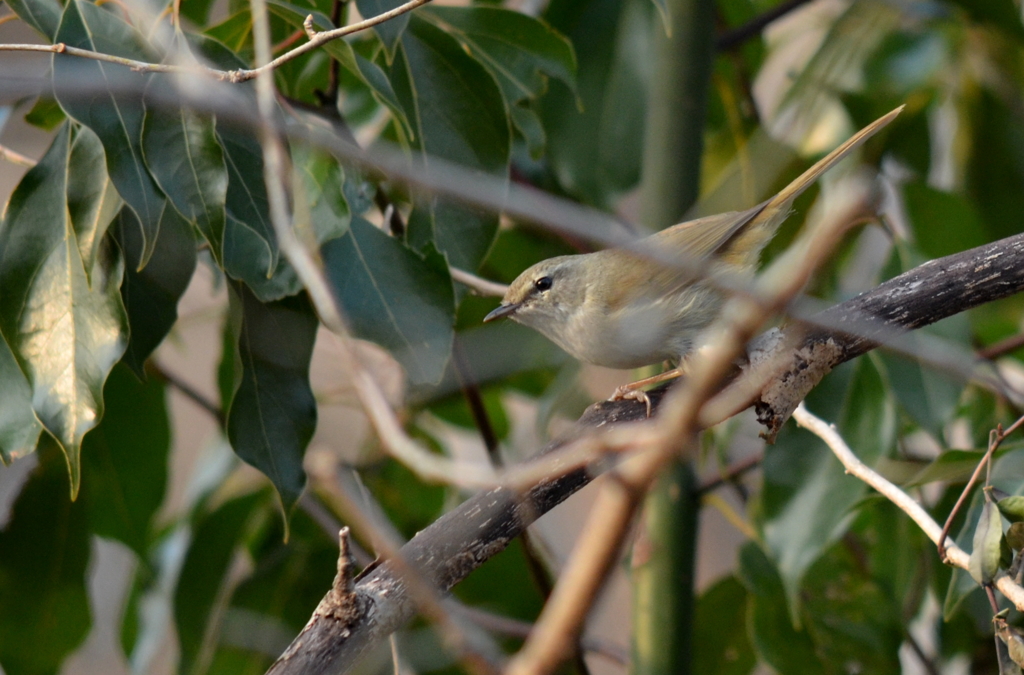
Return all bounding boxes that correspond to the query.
[484,106,904,374]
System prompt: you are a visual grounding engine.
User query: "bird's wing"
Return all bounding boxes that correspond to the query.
[647,203,771,260]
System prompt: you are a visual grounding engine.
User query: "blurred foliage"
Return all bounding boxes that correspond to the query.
[3,0,1024,672]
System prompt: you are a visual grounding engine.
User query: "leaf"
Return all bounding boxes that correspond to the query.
[738,543,825,675]
[113,206,197,377]
[693,576,756,675]
[902,181,988,260]
[0,440,91,675]
[25,97,67,131]
[0,333,42,464]
[3,0,61,39]
[968,497,1004,584]
[291,144,351,245]
[356,0,410,58]
[540,0,654,208]
[265,1,409,134]
[81,363,169,557]
[999,496,1024,523]
[322,216,456,386]
[142,89,229,263]
[904,447,1018,487]
[205,7,253,54]
[760,356,895,616]
[421,6,575,155]
[390,15,510,271]
[175,490,268,675]
[421,6,576,105]
[0,123,127,496]
[53,0,167,269]
[226,284,318,513]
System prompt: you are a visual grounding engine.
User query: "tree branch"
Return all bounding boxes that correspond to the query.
[264,231,1024,675]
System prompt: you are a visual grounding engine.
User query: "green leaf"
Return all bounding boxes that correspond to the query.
[82,363,169,556]
[904,447,1018,487]
[322,216,456,386]
[738,543,825,675]
[0,439,91,675]
[998,496,1024,523]
[0,123,127,496]
[421,6,576,105]
[902,181,987,260]
[24,97,67,131]
[3,0,61,39]
[390,15,510,271]
[356,0,410,58]
[205,7,253,54]
[291,144,350,245]
[0,333,42,464]
[540,0,653,208]
[113,205,197,377]
[53,0,169,270]
[693,576,756,675]
[175,490,268,675]
[760,356,895,616]
[420,6,574,155]
[226,284,318,512]
[142,92,228,263]
[968,496,1004,584]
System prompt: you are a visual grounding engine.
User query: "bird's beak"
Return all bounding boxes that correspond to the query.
[483,302,521,323]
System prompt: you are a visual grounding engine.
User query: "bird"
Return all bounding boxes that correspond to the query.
[484,106,903,413]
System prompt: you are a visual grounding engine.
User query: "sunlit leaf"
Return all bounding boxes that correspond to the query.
[0,333,42,464]
[24,97,67,131]
[53,0,167,269]
[323,216,456,387]
[0,123,127,495]
[226,284,318,512]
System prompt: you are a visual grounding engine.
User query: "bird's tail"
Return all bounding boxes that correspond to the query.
[724,105,904,266]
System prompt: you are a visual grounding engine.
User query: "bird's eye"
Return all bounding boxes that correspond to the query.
[534,276,553,292]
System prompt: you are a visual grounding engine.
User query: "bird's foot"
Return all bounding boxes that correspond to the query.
[610,385,654,417]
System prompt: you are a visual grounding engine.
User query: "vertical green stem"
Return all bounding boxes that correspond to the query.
[632,0,715,673]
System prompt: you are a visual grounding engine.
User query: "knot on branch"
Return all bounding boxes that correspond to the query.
[319,527,363,625]
[755,338,843,442]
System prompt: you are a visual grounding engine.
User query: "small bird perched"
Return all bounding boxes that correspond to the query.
[484,106,903,410]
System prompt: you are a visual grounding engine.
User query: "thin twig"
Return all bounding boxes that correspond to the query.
[979,333,1024,360]
[697,452,762,494]
[0,0,431,83]
[937,414,1024,562]
[716,0,815,51]
[0,143,36,167]
[792,403,1024,611]
[146,362,225,425]
[450,267,509,297]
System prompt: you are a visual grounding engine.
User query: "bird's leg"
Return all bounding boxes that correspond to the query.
[610,364,685,417]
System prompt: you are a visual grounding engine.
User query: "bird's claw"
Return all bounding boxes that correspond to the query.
[610,385,653,418]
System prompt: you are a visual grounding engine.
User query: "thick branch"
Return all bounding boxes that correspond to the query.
[267,233,1024,675]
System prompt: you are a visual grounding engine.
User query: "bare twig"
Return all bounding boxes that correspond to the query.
[0,143,36,167]
[717,0,815,51]
[450,267,509,297]
[698,452,763,495]
[937,414,1024,562]
[792,403,1024,611]
[979,333,1024,360]
[0,0,430,82]
[146,362,225,425]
